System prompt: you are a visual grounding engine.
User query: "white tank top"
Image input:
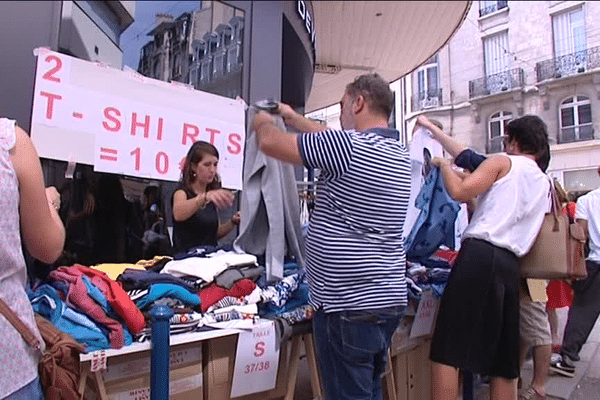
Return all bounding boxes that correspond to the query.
[463,154,550,257]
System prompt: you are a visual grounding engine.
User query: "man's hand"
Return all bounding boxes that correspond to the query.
[276,103,297,124]
[252,111,275,132]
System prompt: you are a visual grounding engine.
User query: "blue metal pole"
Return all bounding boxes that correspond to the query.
[150,304,173,400]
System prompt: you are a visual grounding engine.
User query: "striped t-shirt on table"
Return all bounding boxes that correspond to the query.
[297,127,411,313]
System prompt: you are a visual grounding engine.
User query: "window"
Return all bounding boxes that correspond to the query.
[553,6,587,76]
[553,6,586,57]
[479,0,508,17]
[484,32,510,77]
[414,55,441,110]
[483,32,511,94]
[488,111,512,153]
[564,168,600,192]
[559,96,593,143]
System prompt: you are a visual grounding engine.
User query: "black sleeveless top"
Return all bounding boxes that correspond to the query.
[172,187,219,253]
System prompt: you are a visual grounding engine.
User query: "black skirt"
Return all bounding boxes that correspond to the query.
[429,238,520,379]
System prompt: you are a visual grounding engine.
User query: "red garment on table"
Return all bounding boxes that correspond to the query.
[434,249,459,267]
[73,264,146,334]
[199,279,256,312]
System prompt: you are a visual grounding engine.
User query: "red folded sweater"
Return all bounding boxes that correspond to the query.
[199,279,256,312]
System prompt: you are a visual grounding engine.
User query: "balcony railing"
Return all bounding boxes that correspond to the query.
[536,46,600,82]
[559,125,595,144]
[479,0,508,17]
[469,68,524,98]
[411,88,443,112]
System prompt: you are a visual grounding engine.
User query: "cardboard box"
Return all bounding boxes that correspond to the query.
[390,316,423,356]
[100,342,203,400]
[204,333,292,400]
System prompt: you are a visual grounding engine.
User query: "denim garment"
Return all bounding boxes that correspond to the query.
[313,306,404,400]
[2,377,43,400]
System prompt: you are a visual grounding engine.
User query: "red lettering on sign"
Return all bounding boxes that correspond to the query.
[130,147,141,171]
[227,133,242,155]
[254,341,265,357]
[182,123,199,145]
[155,152,169,174]
[157,117,164,141]
[39,91,62,120]
[131,113,150,138]
[42,55,62,83]
[102,107,121,132]
[206,127,221,145]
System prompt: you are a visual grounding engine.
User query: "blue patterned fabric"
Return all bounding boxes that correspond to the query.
[405,167,460,262]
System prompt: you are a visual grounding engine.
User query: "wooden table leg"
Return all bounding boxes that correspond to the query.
[94,370,109,400]
[284,335,303,400]
[383,348,397,400]
[303,333,323,399]
[78,367,89,400]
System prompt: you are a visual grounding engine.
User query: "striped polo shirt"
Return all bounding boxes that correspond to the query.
[297,127,411,312]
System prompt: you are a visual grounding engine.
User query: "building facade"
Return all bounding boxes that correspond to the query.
[0,1,135,133]
[402,0,600,194]
[137,3,245,99]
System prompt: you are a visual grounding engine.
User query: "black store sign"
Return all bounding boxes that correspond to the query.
[296,0,316,45]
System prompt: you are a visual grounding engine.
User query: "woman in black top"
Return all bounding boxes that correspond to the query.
[171,141,240,253]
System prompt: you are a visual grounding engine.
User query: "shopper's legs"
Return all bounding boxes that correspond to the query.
[519,293,551,397]
[547,308,560,349]
[490,376,518,400]
[312,306,403,400]
[561,260,600,362]
[431,362,459,400]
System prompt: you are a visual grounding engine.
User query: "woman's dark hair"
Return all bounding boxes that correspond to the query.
[180,141,221,192]
[505,115,550,170]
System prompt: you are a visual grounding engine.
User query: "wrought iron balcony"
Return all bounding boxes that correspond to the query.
[536,46,600,82]
[469,68,524,99]
[479,0,508,17]
[411,88,443,112]
[558,125,595,144]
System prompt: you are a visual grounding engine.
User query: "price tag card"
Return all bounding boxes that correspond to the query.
[410,289,440,338]
[230,320,279,398]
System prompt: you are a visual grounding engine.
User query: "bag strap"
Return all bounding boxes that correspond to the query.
[0,298,44,352]
[548,178,560,232]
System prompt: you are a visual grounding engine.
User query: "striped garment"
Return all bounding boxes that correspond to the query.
[297,127,411,312]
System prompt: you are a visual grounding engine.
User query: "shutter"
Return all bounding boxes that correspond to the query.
[484,31,509,76]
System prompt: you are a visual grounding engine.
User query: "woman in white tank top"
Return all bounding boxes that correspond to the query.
[415,115,550,400]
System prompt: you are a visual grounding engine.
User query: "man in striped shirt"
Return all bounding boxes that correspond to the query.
[253,73,411,400]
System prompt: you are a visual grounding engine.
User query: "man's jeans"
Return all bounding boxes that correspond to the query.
[3,377,44,400]
[312,306,404,400]
[561,260,600,361]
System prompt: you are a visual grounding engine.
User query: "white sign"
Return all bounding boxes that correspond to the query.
[403,127,444,240]
[230,320,280,397]
[30,48,246,189]
[410,289,440,338]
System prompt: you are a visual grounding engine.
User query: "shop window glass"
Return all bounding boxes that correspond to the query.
[121,1,244,99]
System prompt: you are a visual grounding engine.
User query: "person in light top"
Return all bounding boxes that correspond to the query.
[416,114,551,400]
